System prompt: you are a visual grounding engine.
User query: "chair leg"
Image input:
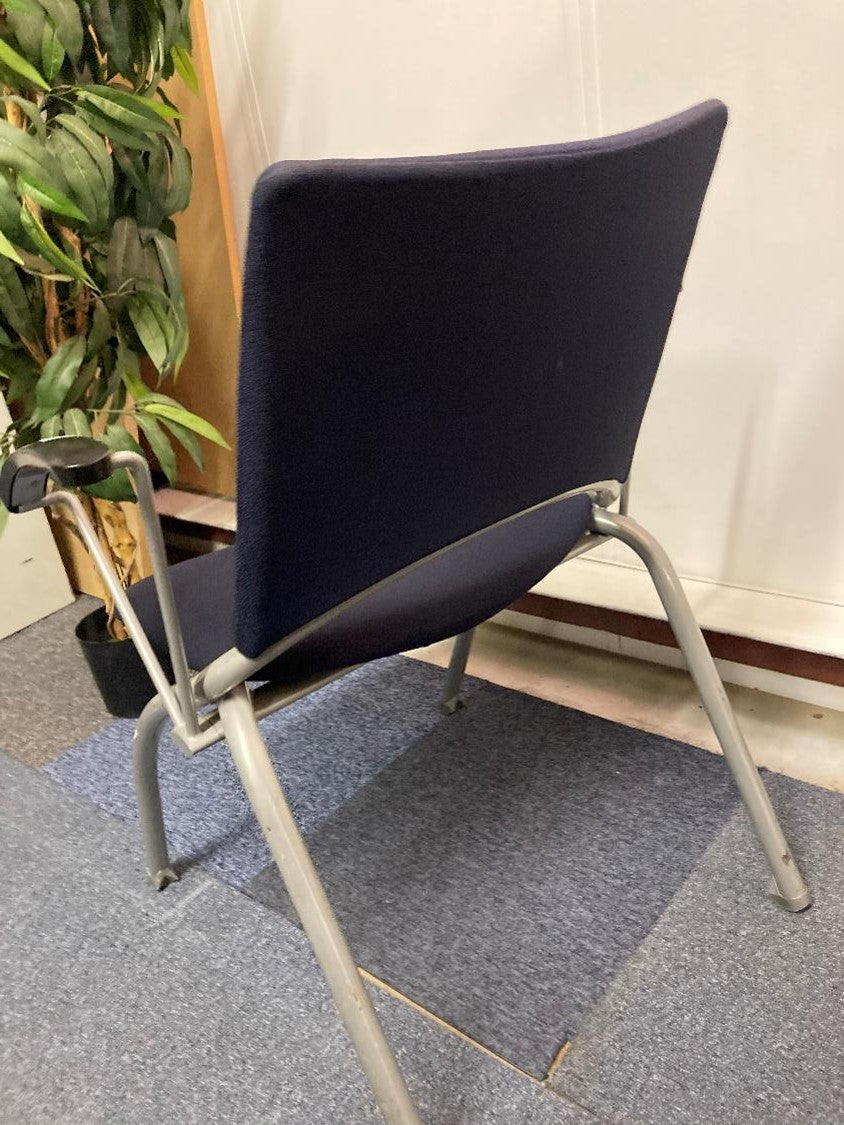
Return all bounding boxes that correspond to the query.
[217,684,420,1125]
[133,695,178,891]
[439,628,475,715]
[591,508,812,912]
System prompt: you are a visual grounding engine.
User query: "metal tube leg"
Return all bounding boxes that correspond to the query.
[591,508,812,913]
[218,685,420,1125]
[133,695,178,891]
[439,628,475,715]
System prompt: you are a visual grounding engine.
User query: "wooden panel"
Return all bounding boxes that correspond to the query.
[167,0,242,497]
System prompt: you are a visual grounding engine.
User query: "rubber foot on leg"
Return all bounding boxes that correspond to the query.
[439,695,465,716]
[768,876,812,913]
[151,866,179,891]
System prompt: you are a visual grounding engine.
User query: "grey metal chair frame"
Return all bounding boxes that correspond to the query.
[20,448,810,1125]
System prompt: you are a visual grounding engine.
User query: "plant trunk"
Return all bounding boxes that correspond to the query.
[48,496,152,638]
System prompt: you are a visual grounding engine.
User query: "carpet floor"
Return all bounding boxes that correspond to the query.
[0,595,110,765]
[45,658,483,887]
[549,771,844,1124]
[7,634,843,1123]
[246,667,740,1075]
[0,752,588,1124]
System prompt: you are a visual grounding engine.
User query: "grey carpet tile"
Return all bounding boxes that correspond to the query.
[0,595,111,765]
[248,677,741,1077]
[45,657,482,888]
[0,752,592,1125]
[549,772,844,1125]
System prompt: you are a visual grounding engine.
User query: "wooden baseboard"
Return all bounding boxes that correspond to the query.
[510,592,844,688]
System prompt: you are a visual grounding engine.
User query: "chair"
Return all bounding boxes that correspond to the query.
[0,100,812,1124]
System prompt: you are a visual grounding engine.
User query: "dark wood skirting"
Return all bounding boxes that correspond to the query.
[509,592,844,688]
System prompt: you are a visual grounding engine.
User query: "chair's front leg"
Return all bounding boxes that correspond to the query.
[591,507,812,913]
[133,694,178,890]
[217,684,420,1125]
[439,628,475,715]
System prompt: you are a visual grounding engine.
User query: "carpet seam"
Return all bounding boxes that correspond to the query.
[359,968,538,1081]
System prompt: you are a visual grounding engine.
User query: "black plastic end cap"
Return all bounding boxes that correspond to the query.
[0,436,113,513]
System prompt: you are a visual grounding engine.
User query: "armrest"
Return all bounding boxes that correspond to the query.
[2,439,198,737]
[0,436,113,513]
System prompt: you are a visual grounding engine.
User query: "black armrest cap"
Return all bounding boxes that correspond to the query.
[0,436,113,513]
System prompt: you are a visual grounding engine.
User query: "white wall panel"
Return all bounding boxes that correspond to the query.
[586,0,844,609]
[206,1,590,253]
[0,395,73,638]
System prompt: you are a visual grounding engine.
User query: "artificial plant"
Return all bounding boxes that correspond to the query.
[0,0,227,635]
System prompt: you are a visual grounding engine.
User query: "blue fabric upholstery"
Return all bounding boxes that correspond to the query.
[235,101,727,658]
[128,493,591,681]
[129,103,726,678]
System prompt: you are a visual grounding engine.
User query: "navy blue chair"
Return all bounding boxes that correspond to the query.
[0,100,811,1123]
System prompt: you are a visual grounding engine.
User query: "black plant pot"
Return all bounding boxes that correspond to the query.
[76,604,172,719]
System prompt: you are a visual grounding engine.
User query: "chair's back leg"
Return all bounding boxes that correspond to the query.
[591,508,812,912]
[218,684,421,1124]
[133,695,178,890]
[439,628,475,715]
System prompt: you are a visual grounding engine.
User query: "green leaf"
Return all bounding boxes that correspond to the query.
[127,291,169,371]
[40,18,65,83]
[163,133,191,214]
[0,346,37,402]
[0,119,66,193]
[33,0,83,65]
[0,254,34,338]
[76,104,156,151]
[31,334,85,423]
[0,230,24,266]
[47,131,107,229]
[129,91,181,122]
[115,327,141,385]
[0,497,8,538]
[0,347,38,401]
[3,0,45,14]
[170,43,198,95]
[86,298,112,356]
[119,361,148,403]
[159,414,203,470]
[0,170,26,241]
[137,136,169,226]
[107,220,163,294]
[62,406,91,436]
[83,423,138,500]
[151,231,182,300]
[64,354,97,405]
[52,114,114,197]
[40,413,63,437]
[99,422,142,455]
[1,95,46,143]
[5,1,47,64]
[10,243,72,280]
[131,284,182,372]
[102,0,132,75]
[16,172,88,222]
[158,0,180,57]
[0,35,49,89]
[19,201,97,287]
[141,401,229,448]
[136,411,177,483]
[88,0,117,61]
[106,215,141,292]
[111,143,147,195]
[76,87,175,134]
